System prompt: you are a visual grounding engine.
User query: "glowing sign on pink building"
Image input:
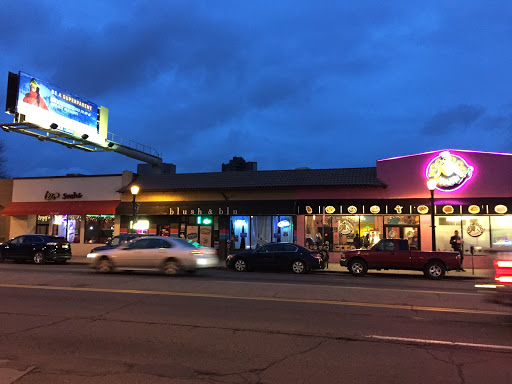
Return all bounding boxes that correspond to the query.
[425,151,474,192]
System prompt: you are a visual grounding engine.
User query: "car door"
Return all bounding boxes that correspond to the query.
[113,238,153,268]
[2,236,24,259]
[253,244,277,268]
[8,235,27,260]
[366,239,397,269]
[273,244,297,269]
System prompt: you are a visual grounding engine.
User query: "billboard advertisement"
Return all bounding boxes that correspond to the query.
[15,72,105,144]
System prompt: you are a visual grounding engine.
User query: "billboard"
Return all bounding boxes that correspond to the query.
[15,72,106,144]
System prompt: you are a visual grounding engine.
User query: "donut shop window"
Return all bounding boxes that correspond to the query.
[305,215,376,251]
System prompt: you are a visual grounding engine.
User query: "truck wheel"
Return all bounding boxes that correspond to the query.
[348,258,367,276]
[424,261,446,280]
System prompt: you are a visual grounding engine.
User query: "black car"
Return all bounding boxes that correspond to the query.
[90,233,144,253]
[226,243,323,274]
[0,234,72,264]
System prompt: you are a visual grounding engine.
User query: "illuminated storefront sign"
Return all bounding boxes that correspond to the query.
[425,151,474,192]
[44,191,83,200]
[277,220,291,228]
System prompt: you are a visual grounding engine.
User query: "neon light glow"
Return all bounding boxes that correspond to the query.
[425,150,475,192]
[277,220,291,228]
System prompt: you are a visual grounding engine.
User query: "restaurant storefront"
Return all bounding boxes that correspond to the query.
[2,149,510,260]
[0,171,134,256]
[115,200,297,256]
[295,150,512,258]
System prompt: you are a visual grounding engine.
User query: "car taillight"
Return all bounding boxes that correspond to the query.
[191,249,204,255]
[494,260,512,284]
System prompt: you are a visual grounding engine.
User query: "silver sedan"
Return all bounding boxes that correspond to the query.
[87,236,218,274]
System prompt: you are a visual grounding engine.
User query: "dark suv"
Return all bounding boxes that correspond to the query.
[90,233,144,253]
[0,235,72,264]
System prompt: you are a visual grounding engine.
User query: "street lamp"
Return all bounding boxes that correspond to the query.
[427,178,437,251]
[130,185,140,233]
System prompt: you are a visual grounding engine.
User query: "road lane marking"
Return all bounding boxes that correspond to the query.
[221,280,481,296]
[367,335,512,352]
[0,283,509,316]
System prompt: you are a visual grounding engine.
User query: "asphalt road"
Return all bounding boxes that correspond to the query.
[0,262,510,384]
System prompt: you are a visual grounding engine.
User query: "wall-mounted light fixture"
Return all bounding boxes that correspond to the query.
[107,142,115,148]
[81,134,89,140]
[50,123,58,129]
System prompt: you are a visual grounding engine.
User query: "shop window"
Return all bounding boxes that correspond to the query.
[273,216,293,244]
[384,216,419,225]
[230,216,250,250]
[251,216,272,248]
[436,216,493,253]
[461,216,490,253]
[36,215,51,235]
[50,215,81,243]
[85,215,114,244]
[248,216,293,249]
[305,215,377,251]
[490,216,512,248]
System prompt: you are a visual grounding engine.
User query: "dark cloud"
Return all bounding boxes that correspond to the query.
[422,104,486,135]
[1,1,512,177]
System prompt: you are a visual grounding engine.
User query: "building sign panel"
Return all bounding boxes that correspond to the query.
[425,150,474,192]
[15,72,104,144]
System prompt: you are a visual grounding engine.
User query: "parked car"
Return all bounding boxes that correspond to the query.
[0,234,72,264]
[226,243,323,274]
[340,238,461,279]
[89,233,145,253]
[87,236,218,274]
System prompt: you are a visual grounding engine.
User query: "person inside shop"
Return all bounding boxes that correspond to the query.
[450,230,465,271]
[363,233,370,248]
[353,233,362,249]
[315,233,323,249]
[23,78,49,110]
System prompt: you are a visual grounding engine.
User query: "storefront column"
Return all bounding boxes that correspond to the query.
[420,215,433,251]
[296,215,305,247]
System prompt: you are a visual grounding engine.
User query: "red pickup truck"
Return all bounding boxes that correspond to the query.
[339,239,461,279]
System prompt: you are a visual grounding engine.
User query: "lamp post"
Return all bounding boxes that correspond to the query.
[130,185,140,233]
[427,178,437,251]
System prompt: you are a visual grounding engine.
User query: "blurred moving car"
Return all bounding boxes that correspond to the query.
[476,249,512,306]
[89,233,145,253]
[226,243,323,274]
[0,234,72,264]
[87,236,218,274]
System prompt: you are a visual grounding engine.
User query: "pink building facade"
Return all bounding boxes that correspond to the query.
[296,149,512,256]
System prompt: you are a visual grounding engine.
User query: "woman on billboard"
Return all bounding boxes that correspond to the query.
[23,78,49,110]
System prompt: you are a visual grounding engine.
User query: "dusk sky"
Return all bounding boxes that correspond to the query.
[1,1,511,178]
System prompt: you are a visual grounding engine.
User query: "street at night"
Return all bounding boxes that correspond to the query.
[0,263,510,384]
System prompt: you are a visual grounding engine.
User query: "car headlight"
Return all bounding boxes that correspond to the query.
[86,253,99,259]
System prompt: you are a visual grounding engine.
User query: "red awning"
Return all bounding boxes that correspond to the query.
[0,200,120,215]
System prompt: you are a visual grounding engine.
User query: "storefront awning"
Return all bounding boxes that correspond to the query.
[0,200,120,215]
